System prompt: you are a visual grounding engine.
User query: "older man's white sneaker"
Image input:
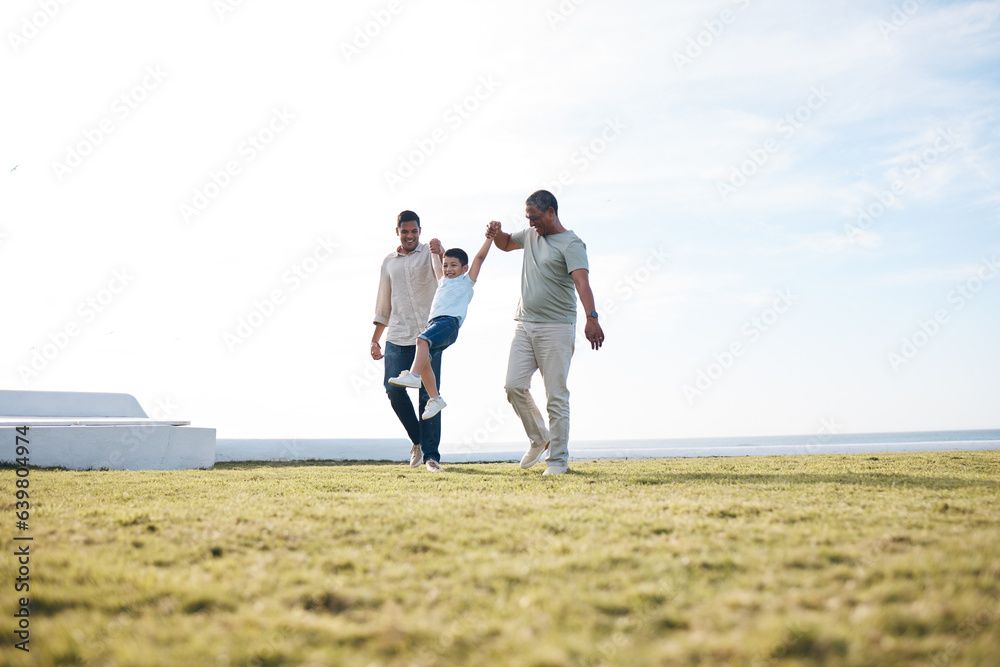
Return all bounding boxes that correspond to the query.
[520,441,549,469]
[409,444,422,467]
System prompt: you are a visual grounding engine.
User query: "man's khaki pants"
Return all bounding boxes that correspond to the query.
[504,321,576,471]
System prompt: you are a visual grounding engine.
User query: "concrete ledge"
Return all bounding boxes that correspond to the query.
[0,390,214,470]
[1,424,216,470]
[0,390,147,418]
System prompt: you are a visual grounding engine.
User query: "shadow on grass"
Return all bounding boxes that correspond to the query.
[214,461,997,489]
[214,459,402,470]
[16,460,994,491]
[628,471,998,490]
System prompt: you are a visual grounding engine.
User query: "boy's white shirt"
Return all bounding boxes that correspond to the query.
[427,273,475,325]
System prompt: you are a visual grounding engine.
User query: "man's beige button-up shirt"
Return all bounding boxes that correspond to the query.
[374,243,438,346]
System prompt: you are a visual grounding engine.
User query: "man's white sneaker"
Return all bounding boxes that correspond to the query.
[520,441,549,469]
[542,466,569,475]
[422,396,446,420]
[409,444,422,467]
[426,459,443,472]
[388,371,422,388]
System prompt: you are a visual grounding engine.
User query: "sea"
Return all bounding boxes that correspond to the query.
[215,429,1000,462]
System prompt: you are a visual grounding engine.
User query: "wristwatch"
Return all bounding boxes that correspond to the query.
[588,311,598,319]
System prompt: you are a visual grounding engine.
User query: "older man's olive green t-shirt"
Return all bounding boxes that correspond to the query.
[509,228,589,324]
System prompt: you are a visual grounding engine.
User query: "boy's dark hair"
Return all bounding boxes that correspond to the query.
[397,210,420,227]
[444,248,468,267]
[526,190,558,215]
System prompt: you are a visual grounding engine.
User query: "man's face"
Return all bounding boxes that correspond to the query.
[526,205,555,236]
[396,221,420,252]
[442,256,465,279]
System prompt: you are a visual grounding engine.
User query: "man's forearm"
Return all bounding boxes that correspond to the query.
[572,270,598,314]
[372,323,386,344]
[493,231,515,252]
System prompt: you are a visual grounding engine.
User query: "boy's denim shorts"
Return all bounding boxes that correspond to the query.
[418,316,460,351]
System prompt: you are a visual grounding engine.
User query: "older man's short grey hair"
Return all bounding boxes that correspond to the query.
[525,190,558,216]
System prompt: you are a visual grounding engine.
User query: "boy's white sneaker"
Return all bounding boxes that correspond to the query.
[421,396,446,420]
[389,371,422,388]
[520,441,549,469]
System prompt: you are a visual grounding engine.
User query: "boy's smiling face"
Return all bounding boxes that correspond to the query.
[442,256,467,279]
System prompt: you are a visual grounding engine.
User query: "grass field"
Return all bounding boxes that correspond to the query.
[2,451,999,666]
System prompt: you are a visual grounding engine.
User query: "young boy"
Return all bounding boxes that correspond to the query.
[388,229,495,469]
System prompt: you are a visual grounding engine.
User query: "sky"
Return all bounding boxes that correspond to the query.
[2,0,998,449]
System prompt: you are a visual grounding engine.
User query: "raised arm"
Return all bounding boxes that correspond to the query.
[488,221,521,252]
[431,251,443,280]
[467,237,493,282]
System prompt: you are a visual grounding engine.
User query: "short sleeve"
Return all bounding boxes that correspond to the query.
[563,236,589,274]
[509,228,530,249]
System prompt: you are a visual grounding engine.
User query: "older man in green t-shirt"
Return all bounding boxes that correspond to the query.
[488,190,605,474]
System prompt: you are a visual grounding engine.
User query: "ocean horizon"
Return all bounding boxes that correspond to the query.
[216,428,1000,463]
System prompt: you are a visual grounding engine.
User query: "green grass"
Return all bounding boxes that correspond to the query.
[2,452,1000,666]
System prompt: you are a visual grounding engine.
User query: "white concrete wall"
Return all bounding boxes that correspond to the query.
[1,425,215,470]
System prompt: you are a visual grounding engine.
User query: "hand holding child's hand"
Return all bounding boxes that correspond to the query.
[486,221,501,239]
[428,238,443,255]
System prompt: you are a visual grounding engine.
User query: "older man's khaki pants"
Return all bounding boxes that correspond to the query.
[504,321,576,471]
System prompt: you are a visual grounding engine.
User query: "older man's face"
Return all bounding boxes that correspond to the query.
[525,205,555,236]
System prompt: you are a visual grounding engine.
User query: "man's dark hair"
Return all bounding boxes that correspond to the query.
[397,210,420,227]
[525,190,558,215]
[444,248,468,267]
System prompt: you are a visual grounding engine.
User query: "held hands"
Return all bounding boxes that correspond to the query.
[486,221,501,239]
[428,238,443,255]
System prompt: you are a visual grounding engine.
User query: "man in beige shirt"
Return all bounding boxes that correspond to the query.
[371,210,445,470]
